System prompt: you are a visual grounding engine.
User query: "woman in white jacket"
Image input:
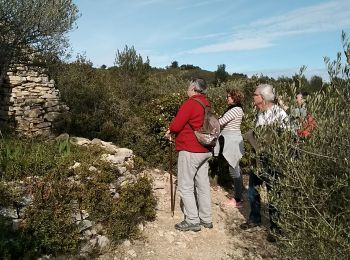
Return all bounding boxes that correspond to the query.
[214,88,245,208]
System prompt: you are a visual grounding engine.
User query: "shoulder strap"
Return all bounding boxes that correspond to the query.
[191,98,207,110]
[189,98,208,131]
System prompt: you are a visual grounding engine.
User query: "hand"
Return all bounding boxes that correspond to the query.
[165,129,174,142]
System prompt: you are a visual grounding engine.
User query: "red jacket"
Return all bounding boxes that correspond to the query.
[169,94,210,152]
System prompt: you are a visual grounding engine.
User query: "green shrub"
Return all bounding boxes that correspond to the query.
[0,137,64,180]
[105,177,157,241]
[258,34,350,259]
[0,137,157,258]
[0,178,81,258]
[0,181,21,208]
[24,178,80,255]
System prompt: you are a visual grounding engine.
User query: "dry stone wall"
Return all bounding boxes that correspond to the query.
[0,65,68,136]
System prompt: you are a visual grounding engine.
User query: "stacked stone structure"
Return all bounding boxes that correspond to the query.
[0,65,68,136]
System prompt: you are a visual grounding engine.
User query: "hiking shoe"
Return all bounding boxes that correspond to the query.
[175,220,201,232]
[239,221,260,230]
[226,198,243,208]
[200,221,213,229]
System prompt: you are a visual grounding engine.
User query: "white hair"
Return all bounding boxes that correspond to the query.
[190,78,208,94]
[256,84,275,102]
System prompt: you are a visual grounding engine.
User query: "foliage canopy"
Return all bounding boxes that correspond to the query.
[0,0,79,79]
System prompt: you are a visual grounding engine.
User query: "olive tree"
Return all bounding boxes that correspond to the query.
[262,32,350,259]
[0,0,79,80]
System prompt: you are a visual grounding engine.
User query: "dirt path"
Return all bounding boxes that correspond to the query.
[100,169,280,260]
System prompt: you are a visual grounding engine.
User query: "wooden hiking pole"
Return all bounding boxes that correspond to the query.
[169,139,175,217]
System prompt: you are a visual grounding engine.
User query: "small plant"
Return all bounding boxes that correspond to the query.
[58,137,71,157]
[105,176,157,241]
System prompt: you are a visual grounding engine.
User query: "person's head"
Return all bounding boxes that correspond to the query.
[187,78,208,97]
[296,93,303,105]
[253,84,275,111]
[296,92,307,106]
[226,88,244,106]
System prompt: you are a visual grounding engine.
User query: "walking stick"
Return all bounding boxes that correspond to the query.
[169,139,175,217]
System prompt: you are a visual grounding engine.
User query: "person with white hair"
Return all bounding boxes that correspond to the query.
[254,84,289,128]
[240,84,289,242]
[166,78,213,232]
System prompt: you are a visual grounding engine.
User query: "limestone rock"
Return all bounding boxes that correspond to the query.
[41,93,57,99]
[71,137,91,146]
[101,154,127,165]
[78,220,93,232]
[43,112,60,121]
[24,108,42,118]
[97,235,110,251]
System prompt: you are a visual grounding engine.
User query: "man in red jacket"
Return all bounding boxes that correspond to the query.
[166,78,213,232]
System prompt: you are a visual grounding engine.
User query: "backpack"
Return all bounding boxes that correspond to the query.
[296,112,317,138]
[191,98,221,148]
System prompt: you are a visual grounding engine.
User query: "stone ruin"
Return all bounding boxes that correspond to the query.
[0,65,69,136]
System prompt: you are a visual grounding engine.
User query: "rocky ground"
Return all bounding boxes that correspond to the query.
[99,169,281,260]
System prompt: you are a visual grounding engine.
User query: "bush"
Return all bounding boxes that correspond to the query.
[0,137,157,258]
[0,137,68,180]
[105,177,157,240]
[24,178,80,255]
[260,34,350,259]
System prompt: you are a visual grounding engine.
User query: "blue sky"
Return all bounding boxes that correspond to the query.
[68,0,350,80]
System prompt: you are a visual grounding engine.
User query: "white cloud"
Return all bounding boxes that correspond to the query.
[132,0,226,9]
[183,0,350,54]
[184,37,274,54]
[138,1,239,46]
[175,0,226,10]
[250,0,350,36]
[183,31,231,40]
[244,67,329,81]
[132,0,167,7]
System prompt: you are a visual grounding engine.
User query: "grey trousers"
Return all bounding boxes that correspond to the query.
[177,151,212,224]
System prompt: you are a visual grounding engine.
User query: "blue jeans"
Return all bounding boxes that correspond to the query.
[247,156,280,231]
